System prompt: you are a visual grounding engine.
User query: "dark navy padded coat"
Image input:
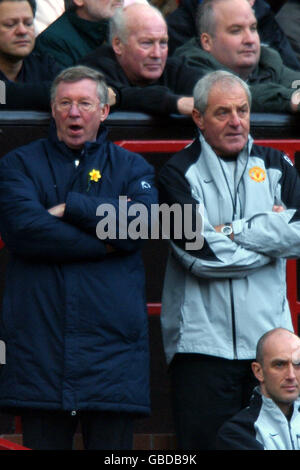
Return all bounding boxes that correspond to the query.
[0,123,157,415]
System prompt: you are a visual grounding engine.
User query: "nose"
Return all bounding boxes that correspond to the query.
[149,42,162,58]
[243,27,256,44]
[229,111,241,127]
[286,363,297,380]
[68,103,81,116]
[15,21,29,34]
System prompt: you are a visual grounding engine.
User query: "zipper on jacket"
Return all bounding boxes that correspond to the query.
[288,421,296,449]
[218,152,249,361]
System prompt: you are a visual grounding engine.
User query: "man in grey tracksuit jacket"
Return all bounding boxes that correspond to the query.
[217,328,300,450]
[217,387,300,450]
[158,70,300,450]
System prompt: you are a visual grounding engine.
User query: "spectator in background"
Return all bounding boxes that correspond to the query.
[80,2,203,116]
[276,1,300,65]
[173,0,300,114]
[166,0,300,70]
[0,0,61,109]
[34,0,65,35]
[34,0,124,67]
[217,328,300,450]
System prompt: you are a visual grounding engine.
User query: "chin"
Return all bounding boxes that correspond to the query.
[143,71,163,82]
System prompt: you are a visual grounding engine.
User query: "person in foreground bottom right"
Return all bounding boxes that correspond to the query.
[217,328,300,450]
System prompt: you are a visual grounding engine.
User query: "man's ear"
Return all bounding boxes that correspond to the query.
[201,32,213,52]
[112,36,123,56]
[51,102,56,120]
[251,361,264,383]
[72,0,83,7]
[99,103,110,122]
[192,108,204,130]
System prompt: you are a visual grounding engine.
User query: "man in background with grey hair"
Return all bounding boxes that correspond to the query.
[80,1,203,115]
[159,70,300,449]
[34,0,124,67]
[0,65,157,450]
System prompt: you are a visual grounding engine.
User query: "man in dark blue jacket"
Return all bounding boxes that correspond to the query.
[0,65,158,450]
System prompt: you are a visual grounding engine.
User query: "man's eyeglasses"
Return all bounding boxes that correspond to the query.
[55,100,100,113]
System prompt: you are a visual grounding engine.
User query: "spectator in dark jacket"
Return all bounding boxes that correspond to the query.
[0,65,158,450]
[80,2,203,116]
[166,0,300,70]
[0,0,61,110]
[173,0,300,114]
[34,0,124,67]
[276,0,300,65]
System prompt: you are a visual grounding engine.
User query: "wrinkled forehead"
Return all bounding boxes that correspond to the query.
[55,79,99,99]
[265,334,300,364]
[126,9,167,37]
[207,81,250,108]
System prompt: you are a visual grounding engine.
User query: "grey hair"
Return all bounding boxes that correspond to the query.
[109,1,166,44]
[50,65,109,107]
[196,0,256,36]
[193,70,252,114]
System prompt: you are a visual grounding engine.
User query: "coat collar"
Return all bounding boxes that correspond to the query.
[48,118,109,162]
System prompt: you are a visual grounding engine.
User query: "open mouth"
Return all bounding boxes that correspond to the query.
[69,125,82,134]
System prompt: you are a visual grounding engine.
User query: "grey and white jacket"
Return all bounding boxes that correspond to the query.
[217,387,300,450]
[158,133,300,364]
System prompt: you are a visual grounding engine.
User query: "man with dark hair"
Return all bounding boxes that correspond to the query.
[173,0,300,114]
[80,2,203,116]
[217,328,300,450]
[276,0,300,65]
[166,0,300,71]
[34,0,124,67]
[0,0,61,109]
[0,65,157,449]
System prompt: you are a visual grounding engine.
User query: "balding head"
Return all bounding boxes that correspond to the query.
[255,328,300,366]
[252,328,300,416]
[111,2,168,85]
[110,1,165,43]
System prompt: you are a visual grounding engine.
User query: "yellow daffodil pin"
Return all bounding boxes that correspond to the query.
[89,169,101,182]
[87,169,101,191]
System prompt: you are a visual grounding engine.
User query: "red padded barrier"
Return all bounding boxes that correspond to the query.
[0,437,29,450]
